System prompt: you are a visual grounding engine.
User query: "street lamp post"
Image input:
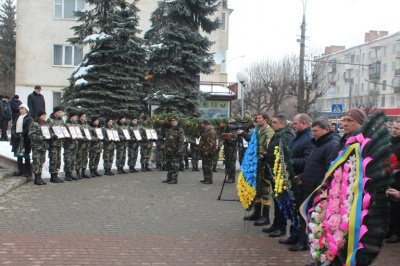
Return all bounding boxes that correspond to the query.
[237,71,249,118]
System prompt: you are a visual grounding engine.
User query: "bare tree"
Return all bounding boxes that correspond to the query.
[353,91,379,115]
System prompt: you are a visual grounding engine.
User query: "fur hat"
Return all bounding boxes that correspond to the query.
[19,104,29,112]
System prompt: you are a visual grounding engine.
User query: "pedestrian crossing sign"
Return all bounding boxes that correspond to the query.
[331,104,343,115]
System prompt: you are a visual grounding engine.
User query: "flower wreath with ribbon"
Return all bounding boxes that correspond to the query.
[300,112,392,266]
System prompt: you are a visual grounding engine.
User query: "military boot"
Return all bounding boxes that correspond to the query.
[90,170,96,178]
[75,170,82,179]
[108,168,115,176]
[192,163,196,171]
[50,173,61,183]
[81,169,91,178]
[141,164,147,172]
[212,165,218,172]
[34,174,45,185]
[120,167,128,174]
[195,164,200,171]
[179,163,185,172]
[24,159,31,178]
[64,172,72,181]
[254,206,270,226]
[243,203,262,221]
[145,163,152,171]
[94,169,102,177]
[129,166,135,173]
[117,167,123,174]
[69,171,78,180]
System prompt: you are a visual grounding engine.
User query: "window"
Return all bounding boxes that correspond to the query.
[53,92,62,107]
[383,63,387,73]
[394,61,398,72]
[368,82,370,90]
[356,54,359,63]
[384,47,387,57]
[362,53,365,62]
[376,49,380,59]
[394,44,397,54]
[368,51,373,59]
[54,0,85,19]
[361,83,364,91]
[381,95,385,107]
[390,96,395,107]
[383,80,386,91]
[53,44,83,66]
[221,11,227,31]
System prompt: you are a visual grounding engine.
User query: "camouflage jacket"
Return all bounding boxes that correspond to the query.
[28,118,50,151]
[103,124,116,151]
[89,125,102,152]
[46,112,64,147]
[128,123,140,148]
[199,126,217,157]
[164,125,184,155]
[116,121,129,148]
[63,120,78,150]
[258,125,275,155]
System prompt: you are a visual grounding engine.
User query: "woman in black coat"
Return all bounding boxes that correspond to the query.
[11,104,33,177]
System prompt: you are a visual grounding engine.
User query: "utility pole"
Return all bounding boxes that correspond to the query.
[297,1,307,113]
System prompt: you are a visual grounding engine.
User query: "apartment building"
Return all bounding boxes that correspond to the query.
[15,0,232,115]
[316,30,400,117]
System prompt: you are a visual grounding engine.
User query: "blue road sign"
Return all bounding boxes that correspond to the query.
[331,104,343,115]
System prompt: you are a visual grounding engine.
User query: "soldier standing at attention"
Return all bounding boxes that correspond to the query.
[28,111,49,185]
[128,116,140,173]
[88,116,102,177]
[47,106,64,183]
[116,114,129,174]
[156,128,166,171]
[189,137,200,172]
[63,111,79,181]
[139,114,152,172]
[199,120,217,184]
[103,118,116,176]
[162,116,185,184]
[76,111,91,178]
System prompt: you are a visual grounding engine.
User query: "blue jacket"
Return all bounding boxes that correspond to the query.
[300,131,340,196]
[288,126,314,175]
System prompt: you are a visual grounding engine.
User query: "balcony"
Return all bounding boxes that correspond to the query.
[395,87,400,93]
[369,62,381,79]
[369,90,380,96]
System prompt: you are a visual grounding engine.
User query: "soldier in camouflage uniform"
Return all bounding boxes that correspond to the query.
[139,114,152,172]
[88,116,102,177]
[47,106,64,183]
[156,128,166,171]
[116,114,129,174]
[103,118,116,176]
[161,116,185,184]
[189,138,200,171]
[222,119,239,183]
[127,116,140,173]
[76,111,91,178]
[63,111,79,181]
[28,111,50,185]
[199,120,217,184]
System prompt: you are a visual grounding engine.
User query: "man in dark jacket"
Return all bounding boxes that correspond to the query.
[262,115,296,237]
[10,95,22,123]
[1,95,11,141]
[279,113,314,251]
[27,85,46,119]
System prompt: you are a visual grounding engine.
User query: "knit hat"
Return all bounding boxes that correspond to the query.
[19,104,29,112]
[78,111,86,118]
[131,115,137,120]
[4,95,9,99]
[13,95,19,99]
[34,85,42,90]
[105,117,112,124]
[118,114,125,121]
[90,115,99,125]
[37,111,46,117]
[68,111,77,118]
[53,106,62,113]
[344,108,367,125]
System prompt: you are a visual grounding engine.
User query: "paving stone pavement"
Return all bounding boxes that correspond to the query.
[0,168,399,265]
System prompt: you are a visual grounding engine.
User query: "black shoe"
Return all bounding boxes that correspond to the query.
[64,173,72,181]
[269,230,286,237]
[199,179,206,183]
[254,216,270,226]
[162,178,172,183]
[76,170,82,179]
[387,234,400,243]
[81,169,91,178]
[141,164,147,172]
[50,173,61,183]
[13,171,23,176]
[145,164,152,171]
[121,168,128,174]
[168,179,177,184]
[262,225,277,233]
[133,168,139,172]
[289,242,309,251]
[129,167,135,173]
[117,167,123,174]
[225,178,235,183]
[212,167,217,172]
[94,169,102,177]
[90,170,96,178]
[202,180,213,184]
[39,177,47,185]
[70,172,78,180]
[279,237,298,245]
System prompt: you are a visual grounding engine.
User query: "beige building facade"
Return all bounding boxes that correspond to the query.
[15,0,232,115]
[316,30,400,117]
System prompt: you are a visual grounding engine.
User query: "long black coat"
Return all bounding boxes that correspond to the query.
[11,114,33,154]
[300,131,340,196]
[288,126,314,175]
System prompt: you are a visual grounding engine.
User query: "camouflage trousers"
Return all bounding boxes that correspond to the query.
[254,166,272,207]
[212,149,219,168]
[76,148,89,170]
[166,153,180,181]
[202,155,214,182]
[103,148,115,170]
[32,149,46,175]
[224,147,237,179]
[116,142,127,168]
[191,146,200,164]
[157,147,165,165]
[89,149,101,170]
[127,146,139,168]
[63,148,77,173]
[140,142,152,164]
[48,145,62,174]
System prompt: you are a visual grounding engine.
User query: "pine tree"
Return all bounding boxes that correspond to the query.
[62,0,148,119]
[144,0,220,117]
[0,0,16,94]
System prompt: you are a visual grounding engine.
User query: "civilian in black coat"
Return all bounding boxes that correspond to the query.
[27,85,45,119]
[10,95,22,123]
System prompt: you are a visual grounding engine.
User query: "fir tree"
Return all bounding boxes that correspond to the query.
[0,0,16,94]
[144,0,220,117]
[62,0,148,119]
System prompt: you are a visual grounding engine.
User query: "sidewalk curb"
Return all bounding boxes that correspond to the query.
[0,169,30,197]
